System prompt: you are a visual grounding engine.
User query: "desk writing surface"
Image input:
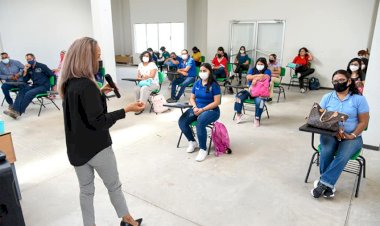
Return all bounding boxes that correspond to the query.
[0,132,16,163]
[299,124,337,136]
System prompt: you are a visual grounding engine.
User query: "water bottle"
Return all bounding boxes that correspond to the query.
[0,119,4,134]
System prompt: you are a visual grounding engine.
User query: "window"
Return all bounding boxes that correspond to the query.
[134,23,184,54]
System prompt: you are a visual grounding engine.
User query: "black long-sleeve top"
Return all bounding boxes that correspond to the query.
[63,78,125,166]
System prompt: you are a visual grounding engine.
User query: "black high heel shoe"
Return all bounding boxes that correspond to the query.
[134,110,144,115]
[120,218,143,226]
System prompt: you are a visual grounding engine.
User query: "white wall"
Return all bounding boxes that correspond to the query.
[111,0,133,55]
[0,0,93,69]
[187,0,208,55]
[91,0,117,81]
[363,2,380,149]
[206,0,377,87]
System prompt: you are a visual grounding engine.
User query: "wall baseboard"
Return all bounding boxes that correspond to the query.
[363,144,380,151]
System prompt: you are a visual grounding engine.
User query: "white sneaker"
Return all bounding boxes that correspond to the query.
[196,149,208,162]
[300,88,306,93]
[236,114,242,124]
[254,119,260,127]
[186,141,198,153]
[297,73,302,78]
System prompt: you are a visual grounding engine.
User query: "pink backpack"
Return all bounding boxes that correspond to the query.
[250,78,270,97]
[211,121,232,157]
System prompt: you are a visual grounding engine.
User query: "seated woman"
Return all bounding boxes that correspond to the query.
[347,58,365,95]
[192,46,202,67]
[178,63,221,162]
[311,70,369,199]
[211,47,228,79]
[233,46,250,83]
[157,46,170,71]
[292,47,315,93]
[164,52,181,71]
[133,51,160,115]
[234,57,271,127]
[268,54,281,101]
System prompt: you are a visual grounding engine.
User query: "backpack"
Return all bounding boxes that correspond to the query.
[309,77,320,90]
[151,94,169,114]
[249,78,270,97]
[211,121,232,157]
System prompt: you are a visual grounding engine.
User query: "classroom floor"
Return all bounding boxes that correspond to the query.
[1,65,379,226]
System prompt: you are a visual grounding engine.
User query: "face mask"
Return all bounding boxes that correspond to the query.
[199,72,209,80]
[142,56,149,63]
[349,65,359,72]
[181,54,188,60]
[159,50,163,54]
[98,60,103,69]
[1,58,10,64]
[333,81,349,93]
[28,60,35,65]
[361,64,366,70]
[351,77,359,82]
[256,65,265,71]
[240,50,244,54]
[217,54,222,58]
[269,59,275,63]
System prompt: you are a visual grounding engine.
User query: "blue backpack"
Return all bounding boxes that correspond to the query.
[309,77,320,90]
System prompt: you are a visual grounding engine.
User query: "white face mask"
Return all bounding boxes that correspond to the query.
[361,64,366,70]
[199,72,209,80]
[256,65,265,71]
[240,50,244,54]
[181,54,188,60]
[1,58,10,64]
[350,65,359,72]
[159,50,163,54]
[142,56,149,63]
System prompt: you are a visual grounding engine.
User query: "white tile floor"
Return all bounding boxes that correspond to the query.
[1,65,379,226]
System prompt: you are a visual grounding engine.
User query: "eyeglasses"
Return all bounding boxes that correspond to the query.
[332,79,348,85]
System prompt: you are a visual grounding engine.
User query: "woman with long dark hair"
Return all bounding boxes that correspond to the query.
[178,63,221,162]
[347,58,365,95]
[233,46,250,83]
[59,37,143,226]
[311,70,369,199]
[234,57,271,127]
[292,47,315,93]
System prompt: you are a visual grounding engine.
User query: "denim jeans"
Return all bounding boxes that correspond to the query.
[234,90,265,120]
[319,135,363,188]
[1,83,19,106]
[178,108,220,150]
[13,84,49,114]
[171,76,195,100]
[213,67,226,78]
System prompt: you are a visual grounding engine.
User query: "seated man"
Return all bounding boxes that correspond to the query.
[167,49,196,103]
[0,52,26,109]
[164,52,181,71]
[4,53,55,119]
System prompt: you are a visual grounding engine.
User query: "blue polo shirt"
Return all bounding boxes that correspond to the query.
[25,62,55,88]
[320,92,369,134]
[0,59,25,81]
[192,80,221,108]
[237,54,249,64]
[179,57,196,77]
[247,68,272,86]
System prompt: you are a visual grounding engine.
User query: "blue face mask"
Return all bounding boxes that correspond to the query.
[28,60,35,65]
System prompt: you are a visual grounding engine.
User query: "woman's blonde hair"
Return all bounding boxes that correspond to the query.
[59,37,99,98]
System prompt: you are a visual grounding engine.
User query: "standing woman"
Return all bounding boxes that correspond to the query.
[178,63,221,162]
[59,37,143,226]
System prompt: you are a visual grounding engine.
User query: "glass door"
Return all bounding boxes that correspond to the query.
[229,22,256,64]
[256,21,286,65]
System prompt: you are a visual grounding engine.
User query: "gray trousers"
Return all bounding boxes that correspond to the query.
[74,146,129,226]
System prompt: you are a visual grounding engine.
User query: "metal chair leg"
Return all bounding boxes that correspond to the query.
[265,105,270,119]
[38,98,44,116]
[305,151,319,183]
[177,132,183,148]
[355,159,363,198]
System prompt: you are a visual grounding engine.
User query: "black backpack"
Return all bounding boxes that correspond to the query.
[309,77,320,90]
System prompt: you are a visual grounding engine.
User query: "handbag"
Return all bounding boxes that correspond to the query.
[249,78,270,97]
[138,78,152,87]
[306,103,348,132]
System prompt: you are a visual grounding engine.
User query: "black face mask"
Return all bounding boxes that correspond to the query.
[351,77,359,82]
[269,59,275,63]
[333,81,349,93]
[217,54,222,58]
[98,60,103,69]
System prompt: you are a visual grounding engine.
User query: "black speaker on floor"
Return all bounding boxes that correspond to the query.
[0,151,25,226]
